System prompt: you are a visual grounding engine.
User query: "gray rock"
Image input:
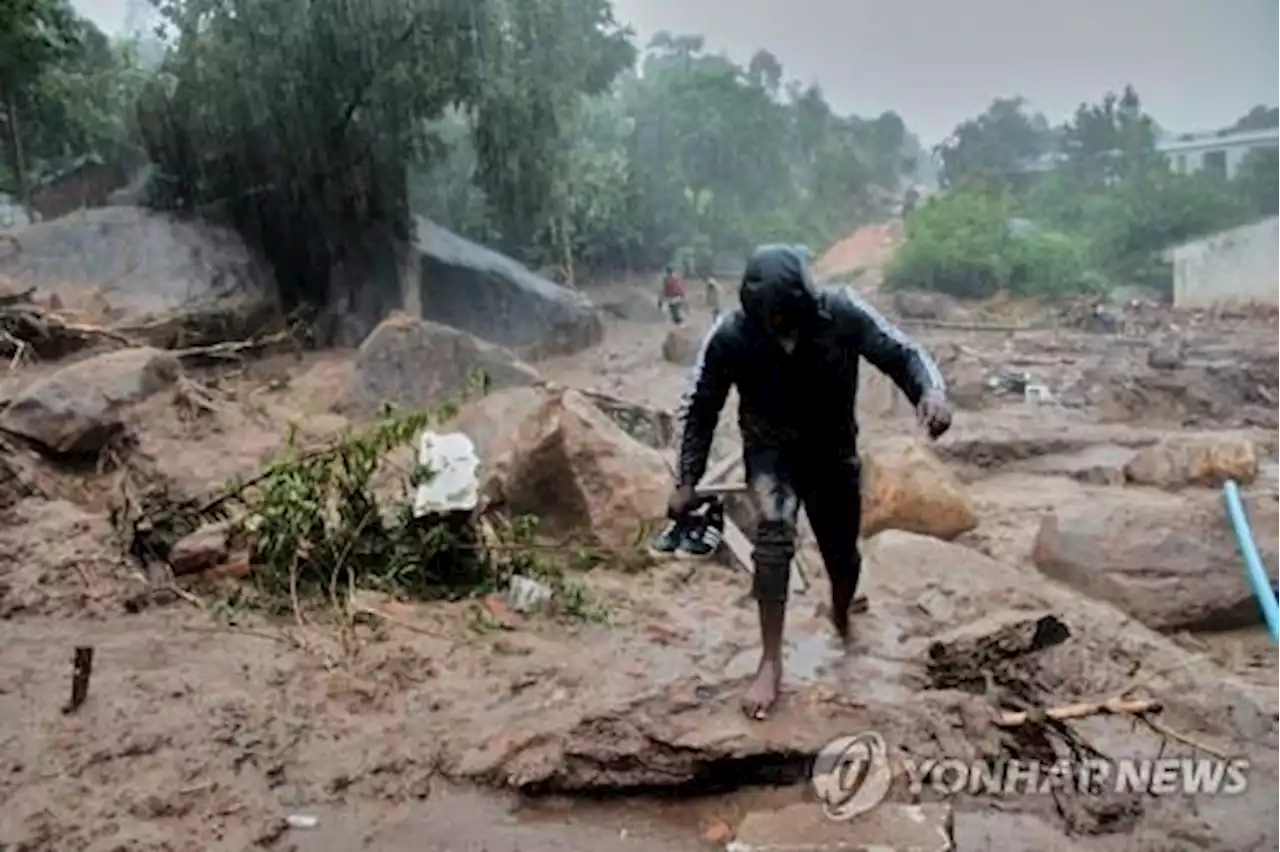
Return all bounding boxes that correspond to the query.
[1032,492,1280,633]
[0,347,181,455]
[345,313,540,417]
[0,206,276,321]
[411,219,603,357]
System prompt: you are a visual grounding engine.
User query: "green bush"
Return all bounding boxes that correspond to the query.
[884,189,1011,299]
[1006,228,1099,297]
[886,187,1099,300]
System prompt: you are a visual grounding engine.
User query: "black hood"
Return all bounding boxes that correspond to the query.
[740,244,819,330]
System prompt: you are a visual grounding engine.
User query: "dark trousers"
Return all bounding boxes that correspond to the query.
[744,446,862,603]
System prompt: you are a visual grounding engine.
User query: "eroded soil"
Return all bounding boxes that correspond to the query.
[1,288,1277,851]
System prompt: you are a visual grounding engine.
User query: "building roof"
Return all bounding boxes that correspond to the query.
[1156,127,1279,155]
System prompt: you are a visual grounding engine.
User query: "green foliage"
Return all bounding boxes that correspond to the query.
[885,187,1012,299]
[885,186,1096,300]
[906,88,1275,301]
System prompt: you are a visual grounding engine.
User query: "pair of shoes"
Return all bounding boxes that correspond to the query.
[649,501,725,560]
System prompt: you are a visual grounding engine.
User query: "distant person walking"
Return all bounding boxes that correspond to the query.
[704,276,724,319]
[659,265,687,325]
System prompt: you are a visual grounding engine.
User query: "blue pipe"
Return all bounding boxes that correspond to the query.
[1223,479,1279,643]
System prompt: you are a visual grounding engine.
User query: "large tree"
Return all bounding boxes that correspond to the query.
[936,97,1054,187]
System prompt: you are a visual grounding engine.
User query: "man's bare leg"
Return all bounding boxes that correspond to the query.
[743,601,785,719]
[804,457,864,648]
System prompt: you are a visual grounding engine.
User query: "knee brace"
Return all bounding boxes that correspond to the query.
[751,517,796,603]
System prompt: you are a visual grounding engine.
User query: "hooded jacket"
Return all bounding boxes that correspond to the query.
[675,244,945,487]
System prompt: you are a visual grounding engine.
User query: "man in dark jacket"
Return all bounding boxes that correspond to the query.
[668,244,953,719]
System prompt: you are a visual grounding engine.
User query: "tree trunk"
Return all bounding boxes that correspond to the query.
[1,82,30,219]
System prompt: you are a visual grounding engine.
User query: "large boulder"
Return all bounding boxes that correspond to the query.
[344,313,540,417]
[411,219,603,357]
[1031,491,1280,632]
[860,438,978,540]
[470,386,669,552]
[1124,435,1259,488]
[661,325,704,366]
[0,347,181,455]
[0,206,277,331]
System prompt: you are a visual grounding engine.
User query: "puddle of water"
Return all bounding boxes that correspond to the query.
[291,784,810,852]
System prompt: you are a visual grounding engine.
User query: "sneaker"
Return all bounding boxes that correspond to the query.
[678,501,724,560]
[648,518,688,557]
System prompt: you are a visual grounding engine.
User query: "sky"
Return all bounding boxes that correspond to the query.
[75,0,1278,145]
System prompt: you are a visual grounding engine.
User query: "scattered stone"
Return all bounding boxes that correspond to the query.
[892,290,955,321]
[1147,341,1186,370]
[413,219,603,357]
[168,522,231,577]
[661,325,704,366]
[1124,435,1259,488]
[344,313,540,417]
[484,387,670,553]
[1031,492,1280,633]
[702,817,734,845]
[728,802,953,852]
[0,347,181,455]
[860,439,978,541]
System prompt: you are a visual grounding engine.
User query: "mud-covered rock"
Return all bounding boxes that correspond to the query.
[412,219,603,357]
[576,388,674,450]
[1124,435,1259,488]
[0,347,181,455]
[168,522,231,577]
[481,387,669,552]
[860,439,978,540]
[344,313,540,417]
[661,325,703,366]
[1031,492,1280,632]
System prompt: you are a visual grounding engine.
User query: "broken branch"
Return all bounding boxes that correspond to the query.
[994,696,1161,727]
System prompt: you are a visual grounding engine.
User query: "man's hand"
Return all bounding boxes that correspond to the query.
[916,389,953,440]
[667,484,698,520]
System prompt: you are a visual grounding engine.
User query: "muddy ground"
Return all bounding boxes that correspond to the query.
[1,284,1277,852]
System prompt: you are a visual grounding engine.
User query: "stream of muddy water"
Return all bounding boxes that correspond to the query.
[294,783,810,851]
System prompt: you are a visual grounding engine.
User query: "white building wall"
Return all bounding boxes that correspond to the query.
[1170,217,1279,309]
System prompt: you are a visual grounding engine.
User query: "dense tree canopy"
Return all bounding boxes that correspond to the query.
[1,0,1274,311]
[890,91,1277,300]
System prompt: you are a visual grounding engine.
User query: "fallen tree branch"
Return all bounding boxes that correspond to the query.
[994,696,1161,727]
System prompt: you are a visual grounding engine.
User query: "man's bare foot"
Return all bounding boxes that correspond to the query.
[741,659,782,720]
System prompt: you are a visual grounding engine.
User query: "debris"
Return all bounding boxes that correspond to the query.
[927,614,1072,691]
[994,696,1161,727]
[412,431,481,517]
[506,575,553,613]
[285,814,319,830]
[61,646,94,714]
[728,802,952,852]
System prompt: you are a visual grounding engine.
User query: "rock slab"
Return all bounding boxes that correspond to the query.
[661,325,704,366]
[345,313,540,417]
[0,347,181,454]
[412,219,603,357]
[1031,492,1280,632]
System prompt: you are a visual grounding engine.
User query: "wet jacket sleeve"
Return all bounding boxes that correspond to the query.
[834,287,945,406]
[675,318,734,487]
